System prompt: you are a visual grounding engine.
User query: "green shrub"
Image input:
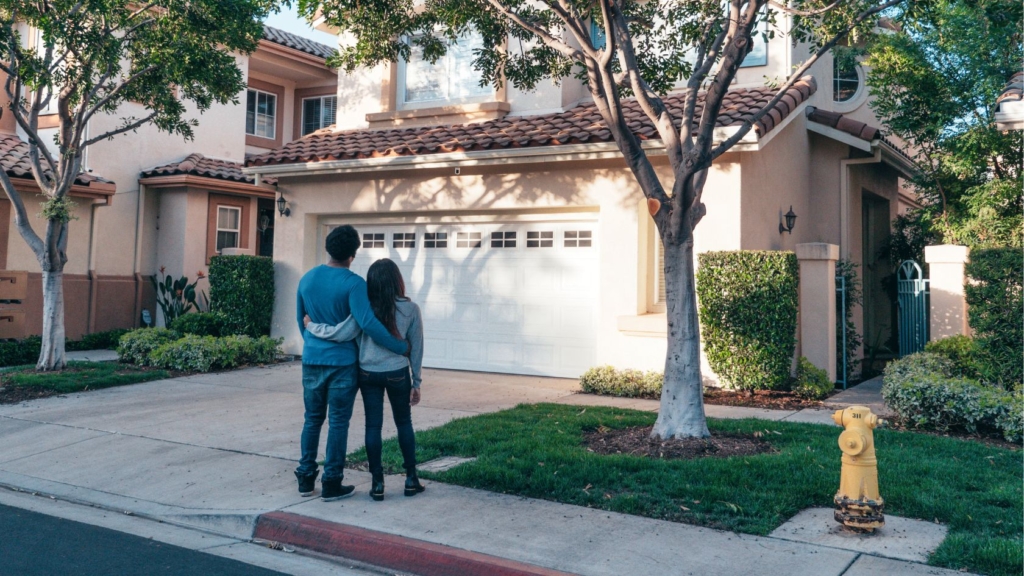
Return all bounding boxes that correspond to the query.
[66,329,130,351]
[209,255,275,337]
[882,353,1022,442]
[148,334,280,372]
[0,336,42,368]
[579,365,662,398]
[793,357,834,399]
[696,251,799,391]
[965,248,1023,388]
[170,312,227,337]
[116,328,180,365]
[925,335,984,379]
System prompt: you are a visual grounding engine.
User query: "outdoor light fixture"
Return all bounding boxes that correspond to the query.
[276,195,291,217]
[779,206,797,234]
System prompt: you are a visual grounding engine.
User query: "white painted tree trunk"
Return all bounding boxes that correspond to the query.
[651,237,710,439]
[36,269,67,371]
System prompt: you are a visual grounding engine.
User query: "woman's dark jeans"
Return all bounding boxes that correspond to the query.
[359,367,416,477]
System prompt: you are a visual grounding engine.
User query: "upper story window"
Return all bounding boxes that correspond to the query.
[833,56,861,103]
[400,33,490,106]
[302,95,337,136]
[33,29,59,115]
[246,88,277,139]
[216,206,241,252]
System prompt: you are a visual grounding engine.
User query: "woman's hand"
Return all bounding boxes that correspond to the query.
[410,388,421,406]
[303,315,312,328]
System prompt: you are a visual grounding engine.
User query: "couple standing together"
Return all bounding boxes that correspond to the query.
[294,225,424,502]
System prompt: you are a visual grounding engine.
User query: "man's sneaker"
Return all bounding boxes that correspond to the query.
[370,474,385,502]
[295,470,318,497]
[321,478,355,502]
[404,473,426,497]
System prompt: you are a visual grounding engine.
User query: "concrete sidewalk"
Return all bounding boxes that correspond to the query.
[0,363,939,576]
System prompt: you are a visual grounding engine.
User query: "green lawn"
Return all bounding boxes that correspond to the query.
[350,403,1023,576]
[0,361,171,393]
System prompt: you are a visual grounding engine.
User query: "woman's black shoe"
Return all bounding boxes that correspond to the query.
[370,475,385,501]
[404,473,425,497]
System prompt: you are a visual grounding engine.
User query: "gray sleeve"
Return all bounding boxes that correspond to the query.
[408,304,424,389]
[305,315,362,343]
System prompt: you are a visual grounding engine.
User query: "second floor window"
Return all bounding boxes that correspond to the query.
[246,88,276,139]
[302,95,338,136]
[402,33,490,105]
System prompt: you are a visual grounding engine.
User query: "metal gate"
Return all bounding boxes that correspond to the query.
[836,274,848,389]
[897,260,929,356]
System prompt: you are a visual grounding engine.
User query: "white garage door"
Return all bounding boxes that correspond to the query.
[321,215,598,378]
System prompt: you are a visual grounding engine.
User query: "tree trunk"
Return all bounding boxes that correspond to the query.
[651,237,710,439]
[37,269,67,371]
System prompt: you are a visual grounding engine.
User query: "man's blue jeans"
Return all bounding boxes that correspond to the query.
[297,364,358,481]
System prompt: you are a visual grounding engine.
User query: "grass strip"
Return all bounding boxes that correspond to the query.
[0,361,171,393]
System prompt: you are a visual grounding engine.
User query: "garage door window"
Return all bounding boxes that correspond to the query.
[363,233,385,248]
[394,232,416,248]
[425,232,448,248]
[456,231,482,248]
[491,231,517,248]
[527,231,554,248]
[564,230,592,248]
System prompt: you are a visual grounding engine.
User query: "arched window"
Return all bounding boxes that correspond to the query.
[833,57,861,103]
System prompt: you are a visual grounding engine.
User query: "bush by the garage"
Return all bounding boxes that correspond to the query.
[579,365,662,398]
[208,255,275,338]
[793,357,834,400]
[148,334,280,372]
[170,312,227,337]
[882,352,1022,442]
[116,328,181,365]
[965,247,1023,389]
[696,251,799,391]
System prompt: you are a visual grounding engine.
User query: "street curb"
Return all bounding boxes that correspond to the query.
[254,511,577,576]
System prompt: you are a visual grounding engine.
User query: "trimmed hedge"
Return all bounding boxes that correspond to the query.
[925,335,984,379]
[579,365,662,398]
[116,328,181,365]
[2,330,130,368]
[170,312,227,337]
[149,334,280,372]
[209,255,275,338]
[696,251,799,391]
[965,248,1023,388]
[882,353,1022,442]
[793,357,834,400]
[66,329,130,352]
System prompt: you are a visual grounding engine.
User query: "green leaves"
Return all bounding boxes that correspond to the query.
[696,251,799,391]
[965,248,1024,389]
[208,255,275,338]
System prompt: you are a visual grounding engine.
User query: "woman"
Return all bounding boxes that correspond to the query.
[304,258,424,501]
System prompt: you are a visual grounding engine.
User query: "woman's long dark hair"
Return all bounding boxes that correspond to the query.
[366,258,407,338]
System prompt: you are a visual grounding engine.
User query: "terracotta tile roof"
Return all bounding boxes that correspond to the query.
[262,25,335,60]
[0,132,113,190]
[246,76,818,167]
[805,106,881,141]
[997,71,1023,104]
[142,153,277,186]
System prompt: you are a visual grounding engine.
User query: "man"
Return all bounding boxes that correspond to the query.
[295,225,408,501]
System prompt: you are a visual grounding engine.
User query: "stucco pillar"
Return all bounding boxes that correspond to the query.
[797,243,838,382]
[924,244,970,341]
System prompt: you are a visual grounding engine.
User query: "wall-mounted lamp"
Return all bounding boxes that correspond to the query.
[276,195,291,217]
[779,206,797,235]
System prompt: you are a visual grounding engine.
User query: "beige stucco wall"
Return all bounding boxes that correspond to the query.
[3,194,97,275]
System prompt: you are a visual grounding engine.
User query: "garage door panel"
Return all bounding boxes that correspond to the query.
[326,217,598,378]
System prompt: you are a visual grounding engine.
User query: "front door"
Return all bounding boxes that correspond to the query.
[861,191,895,357]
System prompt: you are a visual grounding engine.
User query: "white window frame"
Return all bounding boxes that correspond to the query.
[526,230,554,248]
[246,88,277,140]
[396,33,493,109]
[215,206,242,253]
[564,230,593,248]
[424,232,449,248]
[455,231,483,249]
[363,233,385,249]
[33,29,59,115]
[393,232,416,249]
[301,95,337,136]
[831,56,866,112]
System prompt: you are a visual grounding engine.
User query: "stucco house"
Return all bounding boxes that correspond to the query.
[0,25,337,338]
[244,16,916,381]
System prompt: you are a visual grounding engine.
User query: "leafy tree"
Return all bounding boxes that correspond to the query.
[867,0,1023,260]
[303,0,903,438]
[0,0,279,370]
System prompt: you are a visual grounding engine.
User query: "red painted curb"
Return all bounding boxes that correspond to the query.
[254,511,576,576]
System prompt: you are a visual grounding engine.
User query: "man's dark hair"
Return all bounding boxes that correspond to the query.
[326,225,361,262]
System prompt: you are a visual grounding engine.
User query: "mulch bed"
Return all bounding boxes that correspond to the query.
[702,388,829,411]
[583,425,776,460]
[0,385,61,404]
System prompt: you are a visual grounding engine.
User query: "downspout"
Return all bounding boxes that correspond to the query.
[132,182,147,328]
[86,197,109,334]
[839,147,882,259]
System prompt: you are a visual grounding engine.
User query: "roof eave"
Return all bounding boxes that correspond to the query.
[139,173,277,197]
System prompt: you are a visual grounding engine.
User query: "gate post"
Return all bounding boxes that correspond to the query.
[797,243,839,382]
[924,245,970,341]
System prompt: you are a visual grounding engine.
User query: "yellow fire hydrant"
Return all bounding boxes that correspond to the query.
[832,405,885,532]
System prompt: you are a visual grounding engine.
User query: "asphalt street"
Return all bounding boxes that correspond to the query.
[0,504,287,576]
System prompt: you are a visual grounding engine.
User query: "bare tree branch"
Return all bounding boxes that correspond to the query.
[482,0,584,62]
[0,169,45,256]
[82,111,159,147]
